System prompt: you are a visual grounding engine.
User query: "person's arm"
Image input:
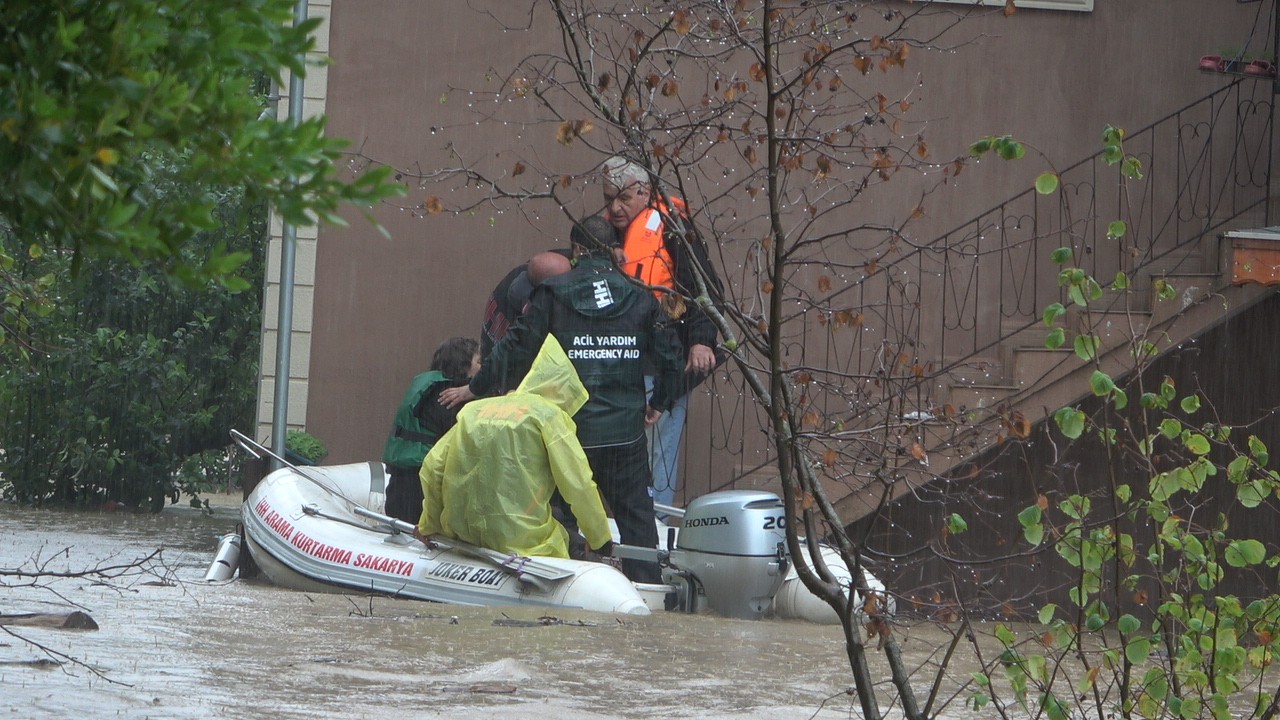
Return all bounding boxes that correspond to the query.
[645,299,686,414]
[543,415,613,553]
[464,286,552,400]
[664,215,724,351]
[416,380,464,430]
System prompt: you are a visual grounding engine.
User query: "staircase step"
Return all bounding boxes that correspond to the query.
[948,382,1019,416]
[1149,272,1222,324]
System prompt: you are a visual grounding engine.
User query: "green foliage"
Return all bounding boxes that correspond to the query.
[0,0,403,360]
[285,430,329,464]
[0,158,265,510]
[983,124,1280,719]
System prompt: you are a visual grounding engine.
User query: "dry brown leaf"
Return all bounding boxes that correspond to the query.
[853,55,871,75]
[743,145,757,165]
[423,196,444,214]
[511,162,525,176]
[674,9,692,35]
[1004,0,1017,16]
[662,79,679,97]
[817,275,832,293]
[815,155,832,180]
[555,121,574,146]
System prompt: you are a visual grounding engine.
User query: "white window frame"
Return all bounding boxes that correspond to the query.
[925,0,1093,11]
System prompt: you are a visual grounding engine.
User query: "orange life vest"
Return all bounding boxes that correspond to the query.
[619,198,686,298]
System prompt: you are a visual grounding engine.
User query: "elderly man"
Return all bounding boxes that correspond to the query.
[600,156,724,511]
[416,335,614,560]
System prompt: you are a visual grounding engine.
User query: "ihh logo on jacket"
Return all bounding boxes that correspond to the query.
[592,279,615,308]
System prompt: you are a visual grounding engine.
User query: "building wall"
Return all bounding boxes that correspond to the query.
[262,1,1272,495]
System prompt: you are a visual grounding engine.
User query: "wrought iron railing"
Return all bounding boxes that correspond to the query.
[685,79,1275,501]
[927,78,1273,374]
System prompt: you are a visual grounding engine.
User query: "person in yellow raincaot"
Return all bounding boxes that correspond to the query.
[414,334,615,559]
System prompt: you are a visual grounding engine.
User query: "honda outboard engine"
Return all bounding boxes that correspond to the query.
[669,490,789,619]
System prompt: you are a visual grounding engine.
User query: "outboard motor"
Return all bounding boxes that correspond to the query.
[668,490,789,619]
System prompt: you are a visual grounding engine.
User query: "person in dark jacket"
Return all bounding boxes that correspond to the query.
[481,249,574,358]
[441,216,683,583]
[380,336,479,524]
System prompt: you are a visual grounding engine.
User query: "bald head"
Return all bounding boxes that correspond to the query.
[527,251,572,285]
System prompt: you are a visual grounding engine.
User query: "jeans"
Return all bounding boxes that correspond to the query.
[645,375,689,510]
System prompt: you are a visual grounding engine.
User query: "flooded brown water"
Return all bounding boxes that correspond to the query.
[1,496,984,719]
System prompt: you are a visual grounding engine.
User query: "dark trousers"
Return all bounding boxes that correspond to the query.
[384,465,423,525]
[583,437,662,584]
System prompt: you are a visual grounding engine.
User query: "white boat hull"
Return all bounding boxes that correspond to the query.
[242,461,651,615]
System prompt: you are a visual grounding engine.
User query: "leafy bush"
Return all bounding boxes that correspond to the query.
[285,430,328,465]
[0,171,265,511]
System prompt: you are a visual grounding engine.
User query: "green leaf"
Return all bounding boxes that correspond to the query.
[1055,407,1085,439]
[1125,637,1151,665]
[996,138,1026,160]
[1180,395,1201,414]
[1160,419,1183,439]
[1117,614,1142,634]
[1112,389,1128,410]
[1050,247,1074,265]
[1225,539,1266,567]
[1037,604,1057,624]
[1122,156,1145,179]
[1185,433,1211,456]
[1042,302,1065,326]
[1089,370,1115,396]
[968,137,994,157]
[1073,334,1099,360]
[1045,327,1065,350]
[1035,172,1060,195]
[1249,435,1269,464]
[1023,522,1044,546]
[946,513,968,535]
[1113,271,1129,289]
[1106,220,1127,240]
[1018,505,1043,527]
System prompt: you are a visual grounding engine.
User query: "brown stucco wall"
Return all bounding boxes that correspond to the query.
[295,1,1272,506]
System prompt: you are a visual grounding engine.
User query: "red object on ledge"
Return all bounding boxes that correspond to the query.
[1200,54,1277,78]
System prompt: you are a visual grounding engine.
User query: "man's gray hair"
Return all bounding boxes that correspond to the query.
[601,156,651,190]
